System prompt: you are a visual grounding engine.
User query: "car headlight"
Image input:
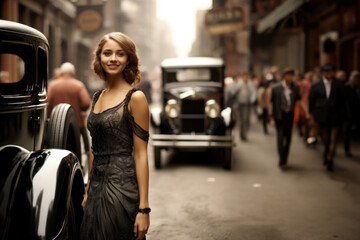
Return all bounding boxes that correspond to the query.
[165,99,180,118]
[205,99,220,118]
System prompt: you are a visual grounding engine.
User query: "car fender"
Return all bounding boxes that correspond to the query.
[221,107,235,128]
[0,145,84,240]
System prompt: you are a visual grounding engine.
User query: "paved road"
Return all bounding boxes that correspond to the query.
[146,116,360,240]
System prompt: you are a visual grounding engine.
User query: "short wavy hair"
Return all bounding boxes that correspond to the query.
[92,32,141,85]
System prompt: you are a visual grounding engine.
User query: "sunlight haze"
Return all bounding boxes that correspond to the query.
[156,0,212,57]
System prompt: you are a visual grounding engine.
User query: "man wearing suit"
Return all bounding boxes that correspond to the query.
[270,67,301,168]
[309,64,346,172]
[344,71,360,157]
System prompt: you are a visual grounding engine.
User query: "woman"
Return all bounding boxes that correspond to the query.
[80,32,150,240]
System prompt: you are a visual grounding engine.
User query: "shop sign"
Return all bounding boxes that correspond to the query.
[204,7,246,35]
[77,5,103,33]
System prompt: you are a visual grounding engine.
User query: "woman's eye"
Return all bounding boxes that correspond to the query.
[117,52,124,57]
[103,52,111,56]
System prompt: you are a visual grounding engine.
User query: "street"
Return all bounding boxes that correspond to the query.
[147,115,360,240]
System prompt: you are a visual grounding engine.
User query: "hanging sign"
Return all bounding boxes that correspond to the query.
[77,5,103,33]
[204,7,246,35]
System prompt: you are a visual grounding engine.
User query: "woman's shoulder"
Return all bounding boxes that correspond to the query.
[128,89,147,105]
[127,89,147,111]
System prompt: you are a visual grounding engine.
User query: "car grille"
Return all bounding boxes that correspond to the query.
[181,99,205,133]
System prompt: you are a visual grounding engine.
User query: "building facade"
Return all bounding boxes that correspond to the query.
[252,0,360,76]
[1,0,82,79]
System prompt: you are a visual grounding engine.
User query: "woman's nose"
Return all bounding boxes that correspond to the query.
[110,53,117,61]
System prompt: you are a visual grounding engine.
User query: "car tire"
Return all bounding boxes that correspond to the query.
[63,199,78,240]
[46,104,81,162]
[223,147,232,170]
[223,128,232,170]
[154,147,161,169]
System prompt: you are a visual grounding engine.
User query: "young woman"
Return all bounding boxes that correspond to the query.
[80,32,150,240]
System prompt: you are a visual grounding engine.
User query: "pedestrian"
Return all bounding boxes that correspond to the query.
[49,67,61,82]
[47,62,91,154]
[293,72,303,136]
[269,67,301,168]
[80,32,150,240]
[309,64,346,171]
[257,79,269,134]
[343,70,360,157]
[230,71,257,140]
[336,70,347,85]
[299,71,313,141]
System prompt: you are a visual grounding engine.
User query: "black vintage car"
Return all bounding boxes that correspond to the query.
[151,57,234,169]
[0,20,84,239]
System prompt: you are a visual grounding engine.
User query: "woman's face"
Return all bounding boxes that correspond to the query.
[100,39,128,77]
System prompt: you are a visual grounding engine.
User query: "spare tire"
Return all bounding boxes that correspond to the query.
[46,104,81,162]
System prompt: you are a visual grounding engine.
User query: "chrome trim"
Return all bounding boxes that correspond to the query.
[0,103,47,114]
[151,134,234,148]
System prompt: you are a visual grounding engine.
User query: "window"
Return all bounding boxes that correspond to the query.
[177,68,211,82]
[0,41,33,95]
[0,54,25,84]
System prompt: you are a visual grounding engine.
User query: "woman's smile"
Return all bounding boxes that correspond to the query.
[107,64,120,70]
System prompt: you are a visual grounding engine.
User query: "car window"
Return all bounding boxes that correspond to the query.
[164,67,223,83]
[0,54,25,84]
[0,42,33,95]
[177,69,210,81]
[38,47,47,92]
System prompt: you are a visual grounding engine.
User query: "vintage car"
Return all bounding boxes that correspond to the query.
[151,57,235,169]
[0,20,84,239]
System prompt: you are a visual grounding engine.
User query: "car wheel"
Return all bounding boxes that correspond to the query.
[223,128,232,170]
[223,147,232,170]
[63,199,78,240]
[46,104,81,162]
[154,147,161,169]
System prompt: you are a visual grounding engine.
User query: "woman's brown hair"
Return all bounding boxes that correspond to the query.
[92,32,141,85]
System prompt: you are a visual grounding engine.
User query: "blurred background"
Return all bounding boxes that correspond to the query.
[2,0,358,93]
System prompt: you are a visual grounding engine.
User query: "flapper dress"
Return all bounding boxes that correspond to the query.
[80,88,149,240]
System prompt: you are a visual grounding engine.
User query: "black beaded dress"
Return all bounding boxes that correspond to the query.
[80,88,149,240]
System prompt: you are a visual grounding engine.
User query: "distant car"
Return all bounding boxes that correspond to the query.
[151,57,235,169]
[0,20,84,239]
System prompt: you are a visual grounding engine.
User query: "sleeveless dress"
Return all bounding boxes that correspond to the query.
[80,88,149,240]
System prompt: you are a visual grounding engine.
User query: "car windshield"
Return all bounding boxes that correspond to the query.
[163,67,222,83]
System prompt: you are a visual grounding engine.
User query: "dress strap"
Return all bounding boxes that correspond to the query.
[91,89,103,111]
[124,88,140,105]
[124,88,150,142]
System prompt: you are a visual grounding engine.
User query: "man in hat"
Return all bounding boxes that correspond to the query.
[270,67,301,168]
[343,70,360,157]
[309,64,346,171]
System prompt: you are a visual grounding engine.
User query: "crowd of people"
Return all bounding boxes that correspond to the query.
[227,64,360,172]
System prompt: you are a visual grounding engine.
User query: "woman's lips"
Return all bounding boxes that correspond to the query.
[108,64,119,70]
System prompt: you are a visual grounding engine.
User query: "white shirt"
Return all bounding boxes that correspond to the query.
[282,80,292,107]
[323,77,332,99]
[232,79,257,104]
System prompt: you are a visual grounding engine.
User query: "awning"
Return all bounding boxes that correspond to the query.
[257,0,307,33]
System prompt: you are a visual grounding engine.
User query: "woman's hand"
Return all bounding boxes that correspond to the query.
[81,193,88,210]
[134,213,150,240]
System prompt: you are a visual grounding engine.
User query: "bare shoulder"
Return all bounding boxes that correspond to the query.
[131,90,147,101]
[129,90,149,112]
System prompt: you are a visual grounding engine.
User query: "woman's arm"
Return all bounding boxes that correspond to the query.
[129,91,150,240]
